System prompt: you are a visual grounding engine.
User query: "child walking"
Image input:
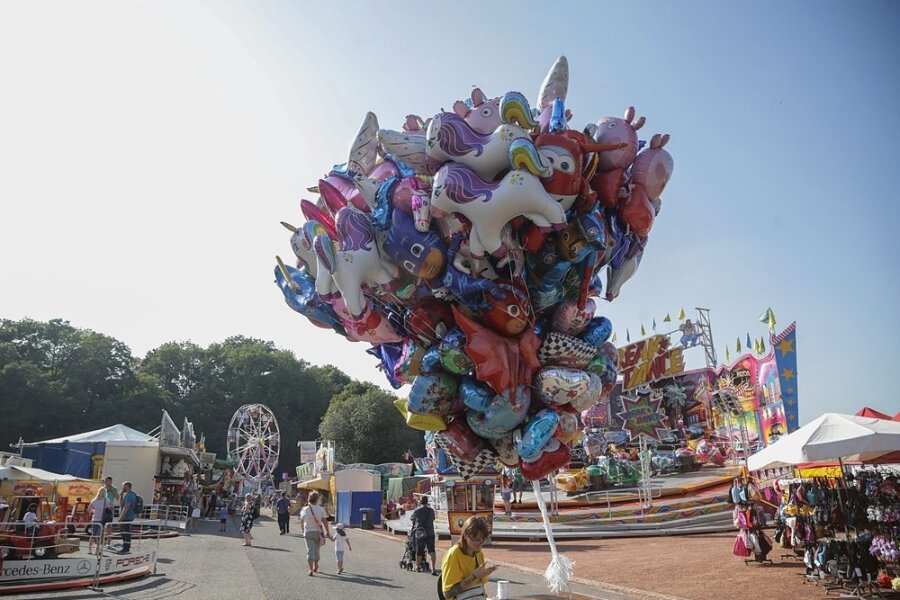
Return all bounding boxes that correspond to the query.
[333,523,352,574]
[218,503,229,531]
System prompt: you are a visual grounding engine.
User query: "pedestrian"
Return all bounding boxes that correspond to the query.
[240,493,255,547]
[512,468,525,504]
[299,491,330,576]
[440,516,497,600]
[410,495,438,575]
[118,481,137,553]
[188,496,201,533]
[88,487,108,554]
[218,502,229,531]
[275,491,291,535]
[206,490,218,519]
[102,476,117,523]
[499,471,513,516]
[333,522,352,574]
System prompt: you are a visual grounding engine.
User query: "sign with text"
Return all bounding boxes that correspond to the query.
[0,550,155,583]
[618,335,685,391]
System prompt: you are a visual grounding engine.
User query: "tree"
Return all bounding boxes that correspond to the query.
[319,383,424,464]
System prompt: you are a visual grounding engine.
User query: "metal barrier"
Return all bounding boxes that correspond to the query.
[90,518,162,590]
[582,484,664,519]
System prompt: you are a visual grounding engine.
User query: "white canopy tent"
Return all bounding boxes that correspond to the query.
[748,412,900,471]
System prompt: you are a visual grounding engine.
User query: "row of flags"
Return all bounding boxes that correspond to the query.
[614,307,780,363]
[614,307,690,344]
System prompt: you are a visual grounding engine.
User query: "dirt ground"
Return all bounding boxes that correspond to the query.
[376,528,899,600]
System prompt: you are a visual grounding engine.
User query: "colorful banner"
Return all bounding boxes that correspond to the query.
[616,389,670,442]
[617,335,686,391]
[771,322,798,431]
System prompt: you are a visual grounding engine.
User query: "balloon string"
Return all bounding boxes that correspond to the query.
[531,479,573,594]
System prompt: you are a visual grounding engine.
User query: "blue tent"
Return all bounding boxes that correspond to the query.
[22,424,155,478]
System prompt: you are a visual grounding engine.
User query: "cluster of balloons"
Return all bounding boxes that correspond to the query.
[275,56,674,482]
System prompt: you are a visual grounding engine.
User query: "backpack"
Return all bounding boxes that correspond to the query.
[134,494,144,516]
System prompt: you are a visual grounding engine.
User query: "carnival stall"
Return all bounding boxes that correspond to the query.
[745,413,900,593]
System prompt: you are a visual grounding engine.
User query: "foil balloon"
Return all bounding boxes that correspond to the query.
[537,332,597,369]
[381,210,446,281]
[435,418,484,463]
[407,373,459,415]
[453,306,542,395]
[406,298,455,346]
[580,316,613,347]
[554,410,579,443]
[550,298,595,336]
[438,328,474,375]
[516,409,560,461]
[491,432,521,467]
[520,441,571,481]
[459,377,495,412]
[570,372,603,412]
[430,162,566,259]
[393,398,446,432]
[535,367,591,406]
[366,343,403,389]
[466,385,531,439]
[393,339,426,384]
[425,111,533,182]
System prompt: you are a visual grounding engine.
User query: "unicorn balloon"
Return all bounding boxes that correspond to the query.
[430,161,566,258]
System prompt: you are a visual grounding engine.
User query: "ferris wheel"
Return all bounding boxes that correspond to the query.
[227,404,280,483]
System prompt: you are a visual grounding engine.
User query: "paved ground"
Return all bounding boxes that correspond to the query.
[4,515,668,600]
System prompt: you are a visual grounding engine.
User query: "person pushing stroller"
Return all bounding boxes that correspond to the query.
[411,495,438,576]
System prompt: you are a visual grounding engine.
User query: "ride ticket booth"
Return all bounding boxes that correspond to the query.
[432,475,495,544]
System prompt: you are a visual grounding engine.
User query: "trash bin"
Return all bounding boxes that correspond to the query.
[359,508,374,530]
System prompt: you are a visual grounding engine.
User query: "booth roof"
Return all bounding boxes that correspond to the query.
[748,412,900,471]
[296,477,330,490]
[854,407,893,420]
[23,424,155,445]
[0,465,86,482]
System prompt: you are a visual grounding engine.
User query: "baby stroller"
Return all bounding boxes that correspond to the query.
[399,523,429,572]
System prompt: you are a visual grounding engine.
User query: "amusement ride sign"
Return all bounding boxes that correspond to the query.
[618,335,686,391]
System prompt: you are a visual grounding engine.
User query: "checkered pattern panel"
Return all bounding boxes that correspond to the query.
[537,332,597,368]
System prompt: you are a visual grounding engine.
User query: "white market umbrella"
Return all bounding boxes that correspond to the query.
[748,412,900,471]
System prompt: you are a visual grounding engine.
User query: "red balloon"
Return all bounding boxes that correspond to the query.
[618,186,654,237]
[520,443,571,481]
[437,418,484,463]
[590,169,625,209]
[452,306,541,395]
[406,298,455,345]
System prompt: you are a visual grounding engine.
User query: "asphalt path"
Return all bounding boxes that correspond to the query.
[6,514,652,599]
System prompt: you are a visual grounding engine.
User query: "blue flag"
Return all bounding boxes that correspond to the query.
[772,322,799,431]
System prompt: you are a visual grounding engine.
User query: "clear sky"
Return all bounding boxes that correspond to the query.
[1,1,898,423]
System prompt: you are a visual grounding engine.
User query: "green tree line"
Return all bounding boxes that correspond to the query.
[0,318,423,478]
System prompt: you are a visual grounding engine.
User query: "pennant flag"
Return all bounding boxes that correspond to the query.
[677,307,686,320]
[772,322,798,431]
[626,329,631,343]
[736,337,741,353]
[640,324,646,336]
[652,318,657,331]
[759,307,776,333]
[746,333,752,349]
[753,338,761,354]
[725,345,731,363]
[759,337,766,353]
[663,313,671,322]
[612,333,617,343]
